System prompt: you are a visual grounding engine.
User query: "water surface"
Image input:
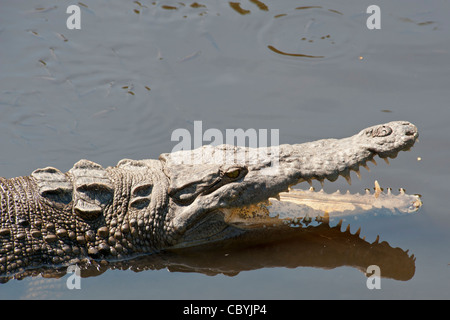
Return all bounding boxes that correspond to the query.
[1,0,449,299]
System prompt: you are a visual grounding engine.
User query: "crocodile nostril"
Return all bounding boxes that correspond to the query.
[405,126,417,136]
[403,123,417,136]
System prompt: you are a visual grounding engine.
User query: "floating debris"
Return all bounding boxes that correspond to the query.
[27,30,40,37]
[267,45,324,59]
[178,50,201,62]
[31,6,58,13]
[296,6,322,10]
[229,2,250,15]
[55,33,68,42]
[249,0,268,11]
[190,2,206,8]
[417,21,435,26]
[328,9,343,15]
[161,5,178,10]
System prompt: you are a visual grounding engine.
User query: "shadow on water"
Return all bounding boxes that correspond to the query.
[122,222,416,281]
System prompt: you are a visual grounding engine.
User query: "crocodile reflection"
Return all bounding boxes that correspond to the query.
[1,210,416,283]
[15,221,417,282]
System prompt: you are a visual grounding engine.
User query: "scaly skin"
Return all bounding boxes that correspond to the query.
[0,121,419,278]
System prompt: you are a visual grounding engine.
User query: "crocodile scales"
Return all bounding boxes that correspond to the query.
[0,121,420,278]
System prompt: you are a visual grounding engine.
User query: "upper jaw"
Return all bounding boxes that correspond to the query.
[217,122,418,212]
[294,121,418,186]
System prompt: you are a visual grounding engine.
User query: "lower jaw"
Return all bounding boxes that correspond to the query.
[223,181,421,230]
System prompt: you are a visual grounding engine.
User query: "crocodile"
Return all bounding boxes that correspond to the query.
[0,121,420,281]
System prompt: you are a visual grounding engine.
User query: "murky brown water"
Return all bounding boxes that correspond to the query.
[1,0,450,299]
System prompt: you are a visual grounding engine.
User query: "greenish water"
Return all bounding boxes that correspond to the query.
[0,0,449,299]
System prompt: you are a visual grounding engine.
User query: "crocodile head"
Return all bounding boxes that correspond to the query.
[159,121,419,248]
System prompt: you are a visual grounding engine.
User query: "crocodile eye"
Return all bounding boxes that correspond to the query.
[225,169,241,179]
[372,125,393,137]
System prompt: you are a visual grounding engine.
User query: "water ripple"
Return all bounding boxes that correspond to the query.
[258,5,366,62]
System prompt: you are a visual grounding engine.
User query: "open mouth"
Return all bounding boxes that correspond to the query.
[224,142,421,230]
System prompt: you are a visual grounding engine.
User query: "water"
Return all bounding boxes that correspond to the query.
[1,0,449,299]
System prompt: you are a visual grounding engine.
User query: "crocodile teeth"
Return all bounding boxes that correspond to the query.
[270,193,280,201]
[374,180,382,198]
[343,174,352,185]
[373,235,380,244]
[318,178,324,187]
